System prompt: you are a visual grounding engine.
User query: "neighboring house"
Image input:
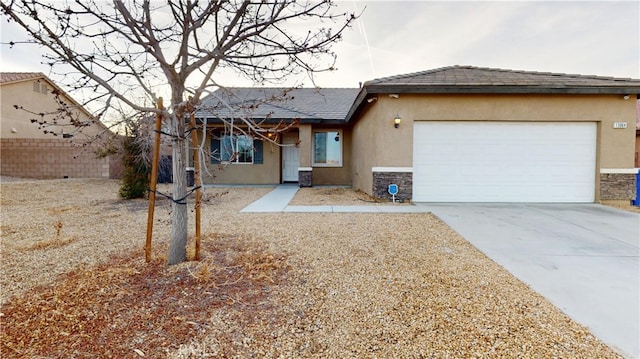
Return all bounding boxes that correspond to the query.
[197,65,640,203]
[0,72,116,179]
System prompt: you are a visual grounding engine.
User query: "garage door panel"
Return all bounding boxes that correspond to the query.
[413,122,596,202]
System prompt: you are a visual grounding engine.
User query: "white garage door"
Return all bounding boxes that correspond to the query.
[413,122,596,202]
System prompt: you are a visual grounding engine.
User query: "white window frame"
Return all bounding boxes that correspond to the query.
[220,134,254,164]
[312,129,343,167]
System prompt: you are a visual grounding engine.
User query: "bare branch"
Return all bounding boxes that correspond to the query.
[1,0,356,265]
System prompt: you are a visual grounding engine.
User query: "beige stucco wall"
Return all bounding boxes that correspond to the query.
[351,99,410,195]
[352,93,638,197]
[635,131,640,168]
[1,79,106,140]
[198,125,352,186]
[298,124,313,168]
[201,134,281,184]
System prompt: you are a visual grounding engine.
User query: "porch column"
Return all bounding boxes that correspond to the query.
[298,124,313,187]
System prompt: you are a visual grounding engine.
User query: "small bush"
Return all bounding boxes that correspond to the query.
[119,136,150,199]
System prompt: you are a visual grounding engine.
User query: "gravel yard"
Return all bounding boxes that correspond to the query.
[0,179,624,357]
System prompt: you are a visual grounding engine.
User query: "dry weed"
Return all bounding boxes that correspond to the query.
[20,236,78,252]
[0,235,289,358]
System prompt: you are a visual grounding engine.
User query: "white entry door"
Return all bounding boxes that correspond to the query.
[282,133,299,182]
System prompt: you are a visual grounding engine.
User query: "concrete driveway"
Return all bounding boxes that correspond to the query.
[419,203,639,358]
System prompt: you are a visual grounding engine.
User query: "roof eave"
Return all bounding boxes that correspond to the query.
[344,87,370,124]
[202,117,346,126]
[364,84,640,95]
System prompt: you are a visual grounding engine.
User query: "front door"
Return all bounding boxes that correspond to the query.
[282,133,299,182]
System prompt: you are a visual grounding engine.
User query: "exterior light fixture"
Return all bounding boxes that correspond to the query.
[394,115,402,128]
[623,94,630,100]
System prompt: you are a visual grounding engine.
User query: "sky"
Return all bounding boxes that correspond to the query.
[1,0,639,93]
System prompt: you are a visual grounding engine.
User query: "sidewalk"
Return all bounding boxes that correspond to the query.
[240,184,430,213]
[239,184,300,212]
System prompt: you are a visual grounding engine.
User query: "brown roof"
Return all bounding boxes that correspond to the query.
[345,65,640,122]
[363,65,640,94]
[0,72,45,84]
[199,87,359,124]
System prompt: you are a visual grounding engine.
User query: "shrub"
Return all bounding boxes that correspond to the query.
[119,136,150,199]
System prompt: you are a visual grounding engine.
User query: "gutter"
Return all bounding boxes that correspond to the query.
[364,84,640,95]
[343,87,370,125]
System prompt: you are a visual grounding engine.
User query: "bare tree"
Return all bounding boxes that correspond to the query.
[2,0,355,264]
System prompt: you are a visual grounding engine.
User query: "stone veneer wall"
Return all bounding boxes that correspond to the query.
[600,173,637,200]
[298,170,312,187]
[372,171,413,202]
[1,138,110,179]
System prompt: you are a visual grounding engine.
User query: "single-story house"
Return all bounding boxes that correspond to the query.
[197,87,358,186]
[0,72,118,179]
[196,65,640,203]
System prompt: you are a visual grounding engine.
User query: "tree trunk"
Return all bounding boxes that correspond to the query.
[167,112,188,265]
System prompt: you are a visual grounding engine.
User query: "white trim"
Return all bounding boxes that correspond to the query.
[312,129,343,167]
[600,168,639,174]
[372,167,413,173]
[298,167,313,171]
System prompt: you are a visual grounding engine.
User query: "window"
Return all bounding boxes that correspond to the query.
[313,130,342,166]
[221,134,253,163]
[211,134,263,164]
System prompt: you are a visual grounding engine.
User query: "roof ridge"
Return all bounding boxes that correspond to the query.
[365,65,638,86]
[213,86,359,90]
[0,71,45,74]
[469,66,636,81]
[364,66,460,85]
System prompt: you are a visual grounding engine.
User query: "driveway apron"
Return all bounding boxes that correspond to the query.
[419,203,639,358]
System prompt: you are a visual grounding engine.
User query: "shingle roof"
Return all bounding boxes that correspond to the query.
[0,72,45,84]
[345,65,640,123]
[198,87,359,124]
[365,65,640,92]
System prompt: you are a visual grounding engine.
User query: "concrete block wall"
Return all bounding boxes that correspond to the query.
[1,138,110,179]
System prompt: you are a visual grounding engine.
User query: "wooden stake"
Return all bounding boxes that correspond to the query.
[145,97,163,263]
[190,112,202,261]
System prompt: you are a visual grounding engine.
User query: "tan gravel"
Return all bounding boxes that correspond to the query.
[290,186,411,205]
[290,187,381,205]
[0,179,623,358]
